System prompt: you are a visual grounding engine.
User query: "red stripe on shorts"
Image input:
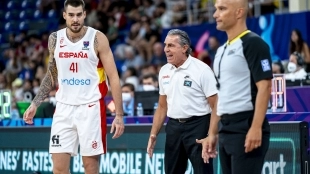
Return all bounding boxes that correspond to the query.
[99,99,107,153]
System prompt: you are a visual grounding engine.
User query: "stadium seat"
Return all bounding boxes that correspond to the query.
[48,9,57,18]
[36,0,41,9]
[0,22,4,32]
[19,9,35,20]
[0,2,5,10]
[19,21,29,31]
[0,10,4,20]
[5,10,20,21]
[7,0,21,10]
[33,9,42,19]
[4,21,19,32]
[21,0,37,9]
[28,20,48,32]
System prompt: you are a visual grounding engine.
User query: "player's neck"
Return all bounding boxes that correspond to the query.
[226,23,247,43]
[66,26,87,43]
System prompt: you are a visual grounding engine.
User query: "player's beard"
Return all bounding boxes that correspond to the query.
[67,22,84,33]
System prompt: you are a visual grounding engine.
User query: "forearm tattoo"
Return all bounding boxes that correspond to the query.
[32,32,58,107]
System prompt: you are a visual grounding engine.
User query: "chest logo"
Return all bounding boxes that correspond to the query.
[83,41,89,50]
[227,49,236,55]
[184,80,192,87]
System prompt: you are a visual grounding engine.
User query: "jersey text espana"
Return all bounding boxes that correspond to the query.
[54,27,108,105]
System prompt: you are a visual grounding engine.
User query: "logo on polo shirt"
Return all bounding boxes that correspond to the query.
[184,80,192,87]
[227,49,236,55]
[162,75,170,79]
[261,59,271,72]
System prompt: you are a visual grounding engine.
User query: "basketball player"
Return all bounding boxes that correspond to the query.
[23,0,124,173]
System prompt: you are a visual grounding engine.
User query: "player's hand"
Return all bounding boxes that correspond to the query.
[196,134,218,163]
[244,127,262,153]
[23,104,38,124]
[110,116,124,139]
[147,134,157,158]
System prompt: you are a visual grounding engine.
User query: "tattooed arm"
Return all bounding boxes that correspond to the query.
[32,32,58,107]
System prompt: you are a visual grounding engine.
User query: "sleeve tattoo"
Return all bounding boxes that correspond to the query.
[32,32,58,107]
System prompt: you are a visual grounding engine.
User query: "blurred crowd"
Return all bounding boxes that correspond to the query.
[0,0,308,113]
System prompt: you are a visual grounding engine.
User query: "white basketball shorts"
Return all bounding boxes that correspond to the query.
[49,100,107,156]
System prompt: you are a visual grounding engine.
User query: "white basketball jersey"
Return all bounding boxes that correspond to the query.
[54,27,108,105]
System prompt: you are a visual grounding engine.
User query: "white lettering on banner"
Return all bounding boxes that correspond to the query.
[145,153,165,174]
[99,152,142,174]
[262,154,286,174]
[0,150,20,170]
[22,151,53,172]
[111,152,119,173]
[119,152,126,173]
[73,155,84,173]
[69,152,194,174]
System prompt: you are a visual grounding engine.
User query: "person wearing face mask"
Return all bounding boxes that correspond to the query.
[121,83,135,116]
[285,52,307,80]
[141,73,159,91]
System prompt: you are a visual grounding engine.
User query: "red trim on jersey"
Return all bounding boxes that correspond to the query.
[98,81,108,98]
[99,99,107,154]
[97,60,107,98]
[97,61,103,68]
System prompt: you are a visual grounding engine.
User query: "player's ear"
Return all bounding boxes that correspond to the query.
[236,8,245,19]
[63,11,66,20]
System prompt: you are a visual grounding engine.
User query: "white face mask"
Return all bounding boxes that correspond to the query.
[122,93,132,102]
[287,62,297,72]
[142,85,156,91]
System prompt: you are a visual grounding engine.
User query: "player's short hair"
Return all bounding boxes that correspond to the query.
[64,0,85,11]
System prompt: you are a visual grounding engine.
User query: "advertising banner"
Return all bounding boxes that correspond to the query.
[0,122,308,174]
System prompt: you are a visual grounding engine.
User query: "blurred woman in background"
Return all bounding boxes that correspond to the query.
[289,29,310,72]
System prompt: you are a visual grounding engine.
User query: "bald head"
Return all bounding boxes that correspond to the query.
[234,0,249,18]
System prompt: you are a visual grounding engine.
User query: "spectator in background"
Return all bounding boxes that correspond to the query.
[32,78,40,95]
[106,16,119,46]
[150,42,167,65]
[141,73,158,91]
[11,78,23,102]
[28,34,44,62]
[289,29,310,73]
[4,49,22,85]
[121,83,135,116]
[138,16,161,61]
[122,66,140,90]
[285,52,307,80]
[206,36,220,66]
[22,79,35,102]
[272,61,285,74]
[156,2,173,29]
[0,58,5,73]
[140,64,157,78]
[197,50,211,66]
[123,45,144,72]
[19,59,36,80]
[0,73,9,90]
[142,0,156,18]
[35,66,45,83]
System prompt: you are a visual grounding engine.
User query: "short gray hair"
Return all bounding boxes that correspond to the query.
[167,29,192,56]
